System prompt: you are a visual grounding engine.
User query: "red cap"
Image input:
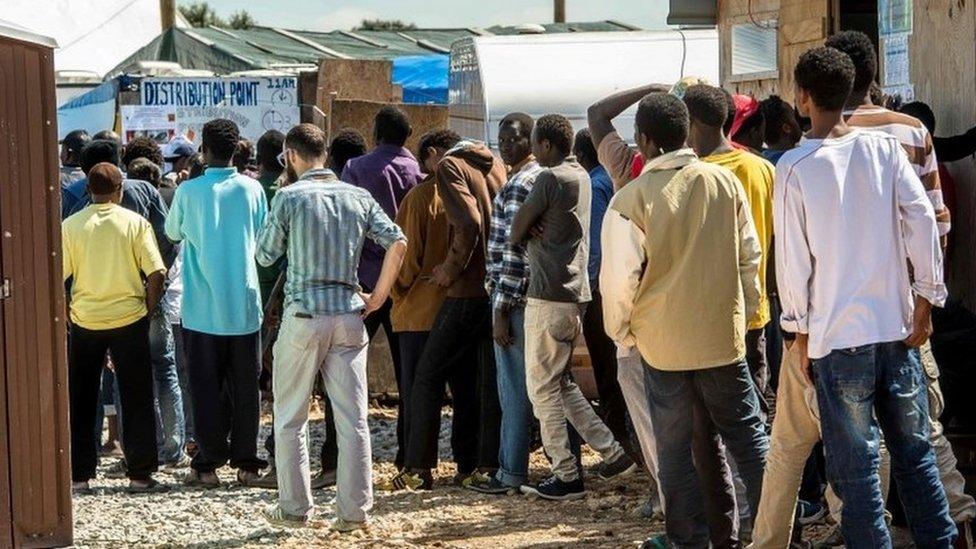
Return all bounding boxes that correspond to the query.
[730,94,760,139]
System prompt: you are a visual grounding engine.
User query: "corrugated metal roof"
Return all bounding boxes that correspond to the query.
[108,21,639,76]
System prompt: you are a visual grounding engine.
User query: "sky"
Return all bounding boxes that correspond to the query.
[204,0,670,32]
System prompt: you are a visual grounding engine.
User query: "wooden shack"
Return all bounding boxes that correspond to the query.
[0,22,73,549]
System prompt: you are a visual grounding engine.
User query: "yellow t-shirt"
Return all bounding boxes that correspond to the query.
[703,149,774,330]
[62,203,166,330]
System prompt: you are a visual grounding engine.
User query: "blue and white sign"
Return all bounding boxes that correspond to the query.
[122,76,300,144]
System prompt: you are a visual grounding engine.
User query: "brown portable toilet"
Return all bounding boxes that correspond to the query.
[0,20,73,548]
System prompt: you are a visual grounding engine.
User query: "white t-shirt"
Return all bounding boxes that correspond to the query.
[773,129,946,359]
[162,246,183,325]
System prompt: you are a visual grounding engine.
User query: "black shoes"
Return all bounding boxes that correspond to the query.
[520,475,585,501]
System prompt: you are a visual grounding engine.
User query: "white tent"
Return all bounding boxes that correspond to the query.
[449,29,719,147]
[5,0,185,77]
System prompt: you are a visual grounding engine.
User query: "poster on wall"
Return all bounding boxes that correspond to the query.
[121,76,300,145]
[878,0,913,36]
[882,33,910,86]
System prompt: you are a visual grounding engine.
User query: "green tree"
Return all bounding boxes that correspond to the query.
[179,2,224,28]
[227,10,256,30]
[354,19,418,31]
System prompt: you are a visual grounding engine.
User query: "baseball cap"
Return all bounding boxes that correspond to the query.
[730,94,761,139]
[163,135,197,160]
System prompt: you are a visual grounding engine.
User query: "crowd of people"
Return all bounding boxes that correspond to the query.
[58,30,976,548]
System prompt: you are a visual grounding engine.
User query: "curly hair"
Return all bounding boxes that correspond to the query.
[122,136,163,168]
[824,31,877,97]
[635,92,689,152]
[201,119,241,163]
[759,95,795,144]
[794,47,856,111]
[572,128,597,165]
[499,112,534,138]
[534,114,574,156]
[328,128,369,176]
[127,157,162,188]
[417,129,461,165]
[374,106,412,146]
[683,85,728,129]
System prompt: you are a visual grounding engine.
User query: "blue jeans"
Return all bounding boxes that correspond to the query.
[493,306,534,487]
[173,323,194,442]
[644,360,769,548]
[813,342,955,549]
[149,309,185,463]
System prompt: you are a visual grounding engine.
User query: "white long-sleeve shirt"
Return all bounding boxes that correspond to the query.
[774,129,947,360]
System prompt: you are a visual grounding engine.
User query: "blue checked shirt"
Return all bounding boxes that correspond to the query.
[486,160,543,312]
[256,168,405,315]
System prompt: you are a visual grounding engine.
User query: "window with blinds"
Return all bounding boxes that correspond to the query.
[731,22,778,79]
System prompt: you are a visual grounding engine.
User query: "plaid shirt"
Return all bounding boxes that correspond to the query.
[486,159,543,311]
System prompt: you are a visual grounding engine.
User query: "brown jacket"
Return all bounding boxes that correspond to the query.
[435,143,507,298]
[391,176,449,331]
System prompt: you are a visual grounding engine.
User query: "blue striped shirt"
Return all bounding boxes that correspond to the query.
[256,168,405,315]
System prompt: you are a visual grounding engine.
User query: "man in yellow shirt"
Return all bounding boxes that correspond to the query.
[683,85,776,416]
[63,162,167,493]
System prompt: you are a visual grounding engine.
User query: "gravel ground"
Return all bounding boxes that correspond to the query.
[76,346,937,549]
[73,406,663,548]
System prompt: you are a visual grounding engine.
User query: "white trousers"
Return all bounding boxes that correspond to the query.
[272,307,372,522]
[616,347,665,513]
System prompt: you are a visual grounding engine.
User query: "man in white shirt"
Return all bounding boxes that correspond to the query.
[773,46,954,548]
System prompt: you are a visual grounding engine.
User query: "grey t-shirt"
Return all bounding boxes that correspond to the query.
[511,157,592,303]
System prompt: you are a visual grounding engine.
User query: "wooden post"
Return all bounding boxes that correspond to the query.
[160,0,176,31]
[554,0,566,23]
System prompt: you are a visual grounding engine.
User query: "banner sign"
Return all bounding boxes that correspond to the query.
[122,76,299,144]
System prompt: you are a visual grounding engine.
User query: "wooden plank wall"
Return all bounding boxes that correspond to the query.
[910,0,976,311]
[0,36,72,548]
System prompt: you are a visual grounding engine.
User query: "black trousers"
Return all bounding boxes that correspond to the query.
[582,290,639,462]
[405,297,498,473]
[363,295,404,467]
[183,329,267,473]
[397,331,428,463]
[745,327,770,421]
[70,317,157,481]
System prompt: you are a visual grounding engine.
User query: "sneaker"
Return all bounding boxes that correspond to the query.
[377,470,432,491]
[181,469,221,489]
[331,517,367,533]
[598,454,638,480]
[641,534,671,549]
[103,460,128,480]
[237,469,263,487]
[519,475,585,501]
[454,470,490,488]
[250,467,279,490]
[127,478,170,494]
[262,504,308,528]
[310,469,337,490]
[795,500,827,526]
[466,475,517,495]
[161,453,191,472]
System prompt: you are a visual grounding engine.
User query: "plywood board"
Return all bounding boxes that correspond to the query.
[330,98,449,154]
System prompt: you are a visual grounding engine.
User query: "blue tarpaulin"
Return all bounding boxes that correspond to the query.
[392,54,448,105]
